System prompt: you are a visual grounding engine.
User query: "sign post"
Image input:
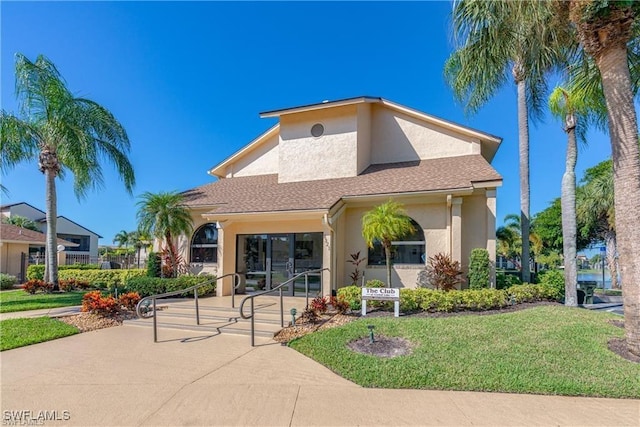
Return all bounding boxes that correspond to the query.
[361,287,400,317]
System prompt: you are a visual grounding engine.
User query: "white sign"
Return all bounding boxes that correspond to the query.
[362,287,400,301]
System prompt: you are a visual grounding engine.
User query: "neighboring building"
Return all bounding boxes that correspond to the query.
[178,96,502,297]
[0,202,102,261]
[0,223,78,281]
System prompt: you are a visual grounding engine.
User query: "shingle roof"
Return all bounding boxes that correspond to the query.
[0,223,79,246]
[182,155,501,215]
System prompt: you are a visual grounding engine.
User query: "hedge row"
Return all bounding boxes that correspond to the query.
[337,283,560,313]
[124,275,216,297]
[27,264,101,280]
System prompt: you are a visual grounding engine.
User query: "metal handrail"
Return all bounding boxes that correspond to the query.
[135,273,241,342]
[239,267,329,346]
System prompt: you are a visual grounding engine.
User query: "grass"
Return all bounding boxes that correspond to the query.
[290,306,639,398]
[0,290,86,313]
[0,317,79,351]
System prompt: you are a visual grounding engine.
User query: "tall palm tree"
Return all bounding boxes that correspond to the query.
[548,85,592,306]
[362,200,415,288]
[1,215,41,232]
[445,0,571,283]
[136,191,193,277]
[496,213,543,276]
[563,1,640,356]
[0,54,135,289]
[129,229,152,269]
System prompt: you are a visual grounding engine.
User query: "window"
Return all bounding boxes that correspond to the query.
[58,234,90,252]
[367,219,425,265]
[190,223,218,263]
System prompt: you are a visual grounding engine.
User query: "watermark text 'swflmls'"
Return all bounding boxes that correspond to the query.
[3,410,71,425]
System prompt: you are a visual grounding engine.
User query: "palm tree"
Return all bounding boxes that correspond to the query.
[496,213,543,277]
[2,215,41,232]
[136,191,193,277]
[548,85,592,306]
[362,200,415,288]
[445,0,571,283]
[113,230,131,249]
[0,54,135,289]
[562,1,640,356]
[129,229,152,269]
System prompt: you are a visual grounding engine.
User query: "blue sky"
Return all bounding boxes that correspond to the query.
[1,1,613,246]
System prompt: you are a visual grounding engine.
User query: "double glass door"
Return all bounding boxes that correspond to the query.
[237,233,322,296]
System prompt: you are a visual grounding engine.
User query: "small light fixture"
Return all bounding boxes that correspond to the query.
[367,325,375,344]
[290,308,297,326]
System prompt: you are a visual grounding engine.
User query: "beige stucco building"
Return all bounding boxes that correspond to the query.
[178,97,502,297]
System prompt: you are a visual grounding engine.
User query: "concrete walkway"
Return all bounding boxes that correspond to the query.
[0,305,82,320]
[1,324,638,426]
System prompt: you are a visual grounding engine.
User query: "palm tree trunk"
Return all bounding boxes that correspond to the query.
[165,232,177,278]
[516,73,531,283]
[604,231,618,290]
[384,244,392,288]
[597,44,640,356]
[561,124,578,306]
[44,167,59,289]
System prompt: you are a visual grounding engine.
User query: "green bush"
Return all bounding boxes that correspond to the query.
[365,279,385,288]
[468,248,490,289]
[57,269,146,290]
[538,269,565,300]
[0,273,18,290]
[506,283,559,304]
[336,285,362,311]
[26,264,100,280]
[146,252,161,278]
[496,271,522,290]
[126,274,216,297]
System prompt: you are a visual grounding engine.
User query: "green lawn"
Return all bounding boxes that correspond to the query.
[290,306,639,398]
[0,290,85,313]
[1,317,79,351]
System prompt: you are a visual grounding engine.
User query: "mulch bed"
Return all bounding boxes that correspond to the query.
[57,311,137,332]
[608,338,640,363]
[348,336,414,358]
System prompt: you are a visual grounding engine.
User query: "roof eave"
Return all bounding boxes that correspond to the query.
[259,96,382,118]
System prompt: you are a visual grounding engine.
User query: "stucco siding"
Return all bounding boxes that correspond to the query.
[3,204,45,222]
[370,105,478,164]
[278,105,359,183]
[227,134,280,177]
[356,104,372,174]
[461,193,489,274]
[1,243,28,279]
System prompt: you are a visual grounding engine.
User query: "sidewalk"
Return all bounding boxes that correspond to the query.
[0,305,82,321]
[1,324,638,426]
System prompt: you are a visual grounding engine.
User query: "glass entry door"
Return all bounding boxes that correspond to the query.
[237,232,323,296]
[268,235,294,295]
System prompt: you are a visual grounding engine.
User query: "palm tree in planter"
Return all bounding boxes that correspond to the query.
[0,54,135,289]
[362,201,415,288]
[136,191,192,278]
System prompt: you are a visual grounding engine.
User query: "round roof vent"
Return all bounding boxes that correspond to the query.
[311,123,324,137]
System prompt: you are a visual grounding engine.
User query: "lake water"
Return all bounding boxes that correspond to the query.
[577,272,619,289]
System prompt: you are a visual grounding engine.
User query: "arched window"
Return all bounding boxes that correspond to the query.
[190,223,218,263]
[367,219,425,265]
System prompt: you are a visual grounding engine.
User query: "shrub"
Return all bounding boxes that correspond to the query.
[468,248,490,289]
[419,253,463,291]
[0,273,18,290]
[125,274,216,297]
[22,279,53,294]
[146,252,161,278]
[118,292,141,311]
[365,279,385,288]
[538,269,565,300]
[26,264,99,280]
[506,283,559,304]
[58,269,146,290]
[81,291,118,316]
[328,295,349,313]
[337,285,362,311]
[310,296,328,315]
[496,272,522,290]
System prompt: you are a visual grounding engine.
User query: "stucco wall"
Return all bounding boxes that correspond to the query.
[3,204,45,221]
[370,105,479,164]
[227,134,280,177]
[278,105,359,183]
[461,193,489,273]
[1,242,28,279]
[356,104,372,174]
[339,202,448,289]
